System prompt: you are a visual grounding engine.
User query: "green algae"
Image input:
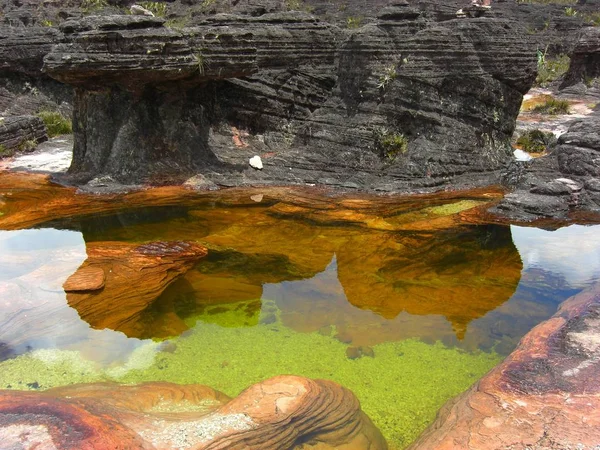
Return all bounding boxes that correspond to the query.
[424,199,486,216]
[0,306,501,449]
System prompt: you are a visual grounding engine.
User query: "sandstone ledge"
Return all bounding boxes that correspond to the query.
[410,282,600,450]
[0,375,387,449]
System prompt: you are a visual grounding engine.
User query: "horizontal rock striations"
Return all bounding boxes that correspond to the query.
[39,10,537,190]
[0,375,387,449]
[0,116,47,155]
[561,27,600,90]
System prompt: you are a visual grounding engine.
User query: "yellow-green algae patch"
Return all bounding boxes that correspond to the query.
[0,311,501,449]
[424,199,487,216]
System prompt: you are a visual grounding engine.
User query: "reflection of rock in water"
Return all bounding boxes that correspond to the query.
[65,241,208,339]
[0,342,14,362]
[337,225,522,339]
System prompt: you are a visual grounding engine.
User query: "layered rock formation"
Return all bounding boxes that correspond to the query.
[64,241,208,337]
[32,9,536,190]
[0,375,387,449]
[409,281,600,450]
[0,116,47,155]
[493,113,600,221]
[561,27,600,89]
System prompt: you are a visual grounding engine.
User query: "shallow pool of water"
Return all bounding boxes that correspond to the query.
[0,181,598,449]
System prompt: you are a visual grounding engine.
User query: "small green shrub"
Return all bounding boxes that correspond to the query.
[531,97,570,115]
[373,128,408,160]
[0,144,11,158]
[37,111,73,137]
[564,6,578,16]
[40,19,54,27]
[346,16,362,28]
[18,139,37,152]
[516,129,555,154]
[582,11,600,26]
[535,53,570,86]
[138,1,167,17]
[377,65,397,90]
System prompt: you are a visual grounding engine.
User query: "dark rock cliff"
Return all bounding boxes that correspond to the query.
[36,9,537,189]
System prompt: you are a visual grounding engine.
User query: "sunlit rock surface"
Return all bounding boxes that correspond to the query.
[65,241,208,337]
[409,282,600,450]
[0,375,387,450]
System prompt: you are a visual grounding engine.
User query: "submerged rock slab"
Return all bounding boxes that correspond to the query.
[64,241,208,337]
[410,282,600,450]
[0,375,387,449]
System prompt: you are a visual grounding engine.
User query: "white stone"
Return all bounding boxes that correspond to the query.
[130,5,155,16]
[249,155,263,170]
[250,194,263,203]
[513,149,533,162]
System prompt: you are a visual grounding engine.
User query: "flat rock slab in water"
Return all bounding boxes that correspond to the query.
[0,375,386,450]
[410,282,600,449]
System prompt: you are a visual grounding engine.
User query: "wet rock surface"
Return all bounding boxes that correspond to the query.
[0,375,387,449]
[409,281,600,450]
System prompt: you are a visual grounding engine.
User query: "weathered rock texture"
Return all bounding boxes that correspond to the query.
[561,27,600,89]
[37,11,536,190]
[492,113,600,221]
[64,241,208,337]
[409,281,600,450]
[0,115,47,154]
[0,375,387,449]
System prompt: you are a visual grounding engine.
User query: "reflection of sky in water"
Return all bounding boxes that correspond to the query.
[2,223,600,365]
[511,224,600,288]
[0,229,147,364]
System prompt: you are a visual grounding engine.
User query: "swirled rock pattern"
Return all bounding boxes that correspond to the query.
[409,282,600,450]
[0,375,387,449]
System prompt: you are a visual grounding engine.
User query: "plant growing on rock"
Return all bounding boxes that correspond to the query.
[18,139,37,152]
[0,144,10,158]
[516,129,556,154]
[564,6,578,16]
[531,97,570,115]
[138,2,167,17]
[373,127,408,161]
[346,16,362,28]
[377,65,397,90]
[535,53,570,86]
[81,0,108,11]
[194,52,208,76]
[37,111,72,137]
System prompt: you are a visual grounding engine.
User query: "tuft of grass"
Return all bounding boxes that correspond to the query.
[40,19,54,27]
[18,139,37,152]
[37,111,73,137]
[535,53,570,86]
[346,16,362,28]
[564,6,578,16]
[0,144,12,158]
[582,11,600,26]
[516,129,555,154]
[373,127,408,161]
[377,65,397,90]
[531,97,570,115]
[81,0,108,11]
[194,52,208,76]
[138,1,167,17]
